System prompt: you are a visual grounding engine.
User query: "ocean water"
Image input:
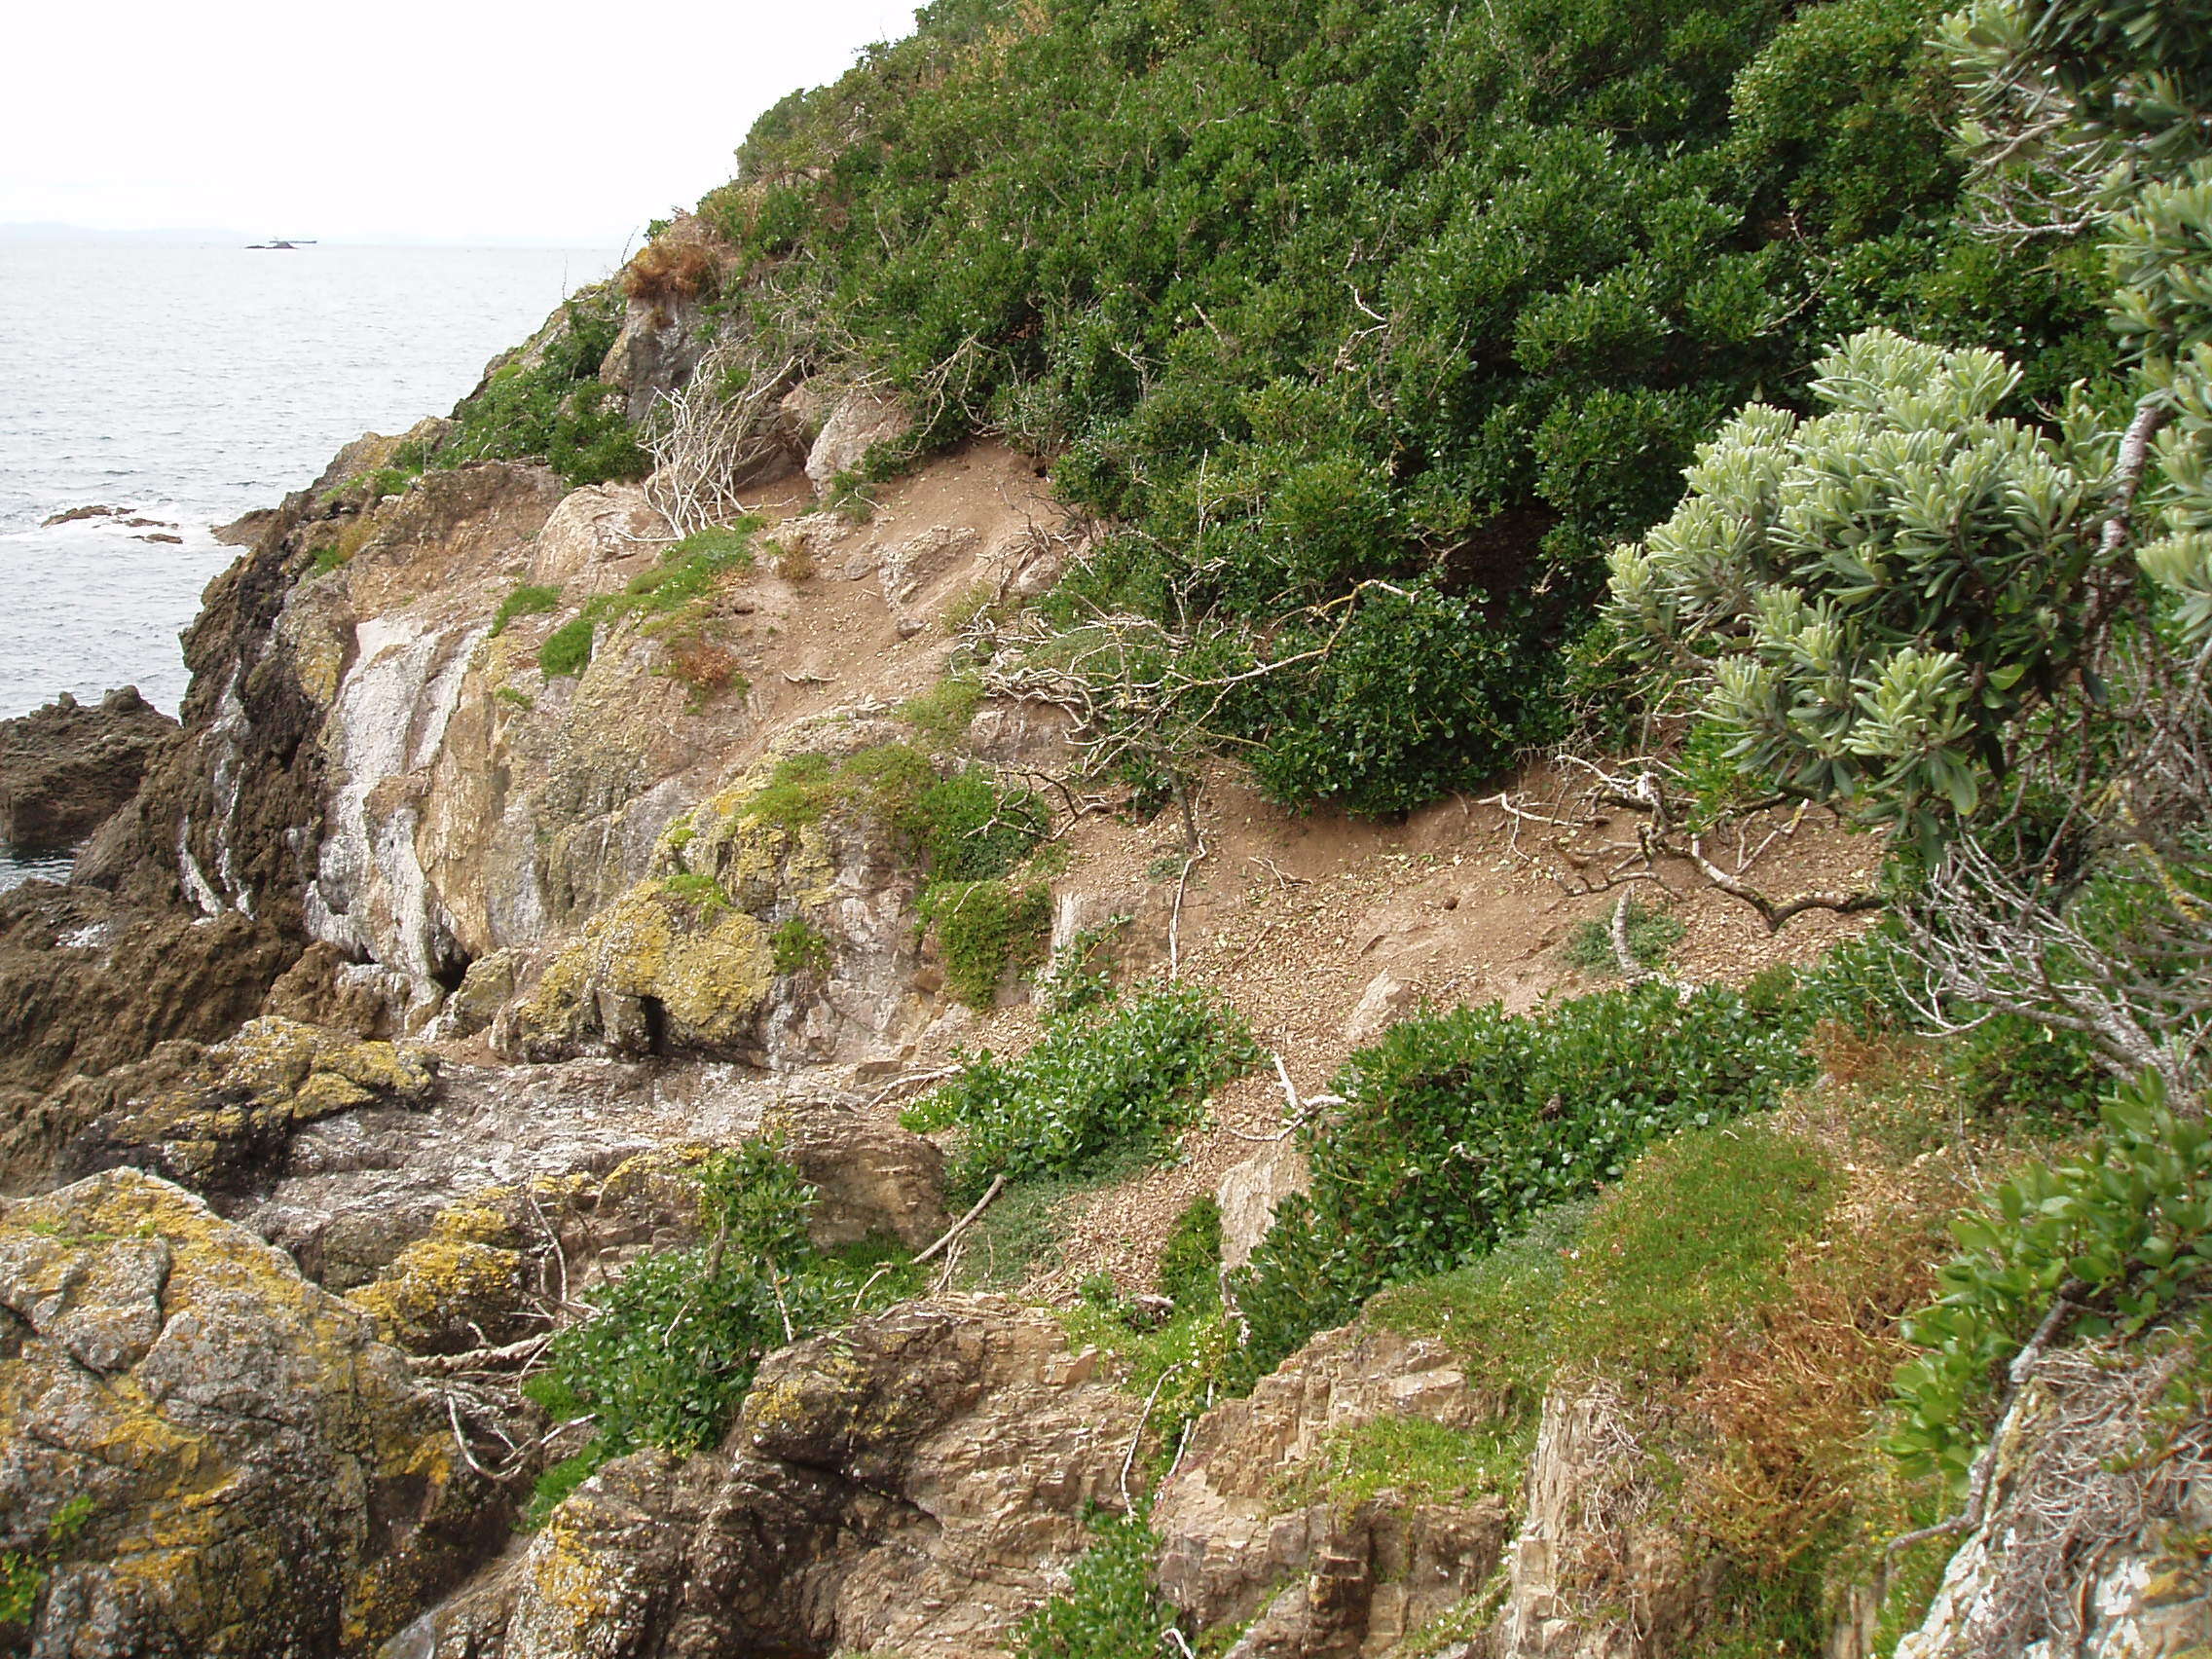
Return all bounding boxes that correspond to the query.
[0,238,618,886]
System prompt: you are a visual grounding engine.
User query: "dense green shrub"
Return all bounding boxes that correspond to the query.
[442,290,647,489]
[1012,1510,1178,1659]
[1890,1077,2212,1494]
[903,984,1261,1198]
[542,1142,920,1456]
[1231,983,1813,1382]
[1157,1195,1222,1309]
[917,878,1051,1007]
[1949,1014,2109,1126]
[682,0,2105,815]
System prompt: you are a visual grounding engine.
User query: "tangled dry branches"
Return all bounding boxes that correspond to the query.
[1480,754,1883,936]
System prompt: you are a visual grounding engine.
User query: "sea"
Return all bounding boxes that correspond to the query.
[0,236,620,887]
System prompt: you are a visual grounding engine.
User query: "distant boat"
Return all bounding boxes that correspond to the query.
[244,239,317,249]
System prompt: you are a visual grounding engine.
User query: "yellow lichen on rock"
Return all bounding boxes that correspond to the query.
[350,1236,525,1353]
[72,1018,441,1192]
[0,1169,496,1654]
[504,881,773,1060]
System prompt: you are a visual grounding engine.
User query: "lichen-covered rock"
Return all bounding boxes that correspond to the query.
[498,722,940,1069]
[61,1016,438,1199]
[0,1170,499,1656]
[1154,1317,1512,1655]
[411,1296,1149,1659]
[500,883,774,1062]
[349,1200,529,1355]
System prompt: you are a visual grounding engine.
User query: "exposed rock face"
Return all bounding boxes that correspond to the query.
[804,392,914,497]
[1155,1319,1512,1657]
[498,719,938,1070]
[397,1296,1148,1659]
[0,1170,499,1656]
[224,1059,945,1297]
[1217,1138,1311,1272]
[0,687,177,851]
[1484,1382,1706,1659]
[0,886,297,1190]
[57,1016,439,1199]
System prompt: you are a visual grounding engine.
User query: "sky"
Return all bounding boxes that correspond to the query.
[2,0,922,245]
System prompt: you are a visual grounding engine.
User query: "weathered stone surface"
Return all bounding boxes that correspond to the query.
[1155,1318,1511,1655]
[59,1016,438,1201]
[767,1096,949,1251]
[0,887,297,1190]
[0,1170,498,1656]
[1218,1137,1311,1272]
[1343,970,1419,1047]
[1486,1383,1696,1659]
[424,1295,1149,1659]
[804,393,913,498]
[498,720,938,1070]
[0,687,177,851]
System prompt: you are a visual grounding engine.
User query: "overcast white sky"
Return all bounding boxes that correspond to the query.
[3,0,921,243]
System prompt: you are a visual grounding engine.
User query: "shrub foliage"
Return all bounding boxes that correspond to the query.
[1231,983,1813,1382]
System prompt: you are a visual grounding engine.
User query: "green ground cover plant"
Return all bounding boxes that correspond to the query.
[769,915,833,977]
[1560,896,1685,976]
[917,878,1051,1007]
[1230,981,1813,1383]
[491,583,562,636]
[536,1142,922,1470]
[534,520,764,680]
[1012,1510,1179,1659]
[903,984,1260,1198]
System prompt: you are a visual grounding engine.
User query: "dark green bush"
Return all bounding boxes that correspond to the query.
[687,0,2106,816]
[1949,1014,2109,1127]
[903,984,1261,1198]
[1230,982,1813,1382]
[542,1142,919,1456]
[1157,1195,1222,1309]
[442,289,647,489]
[1891,1078,2212,1494]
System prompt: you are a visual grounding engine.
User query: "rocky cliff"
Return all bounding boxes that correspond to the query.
[0,252,2200,1659]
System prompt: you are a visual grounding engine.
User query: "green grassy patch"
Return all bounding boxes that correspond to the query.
[538,615,597,678]
[492,582,562,636]
[1561,896,1686,977]
[1552,1121,1836,1382]
[1278,1413,1532,1512]
[918,878,1051,1007]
